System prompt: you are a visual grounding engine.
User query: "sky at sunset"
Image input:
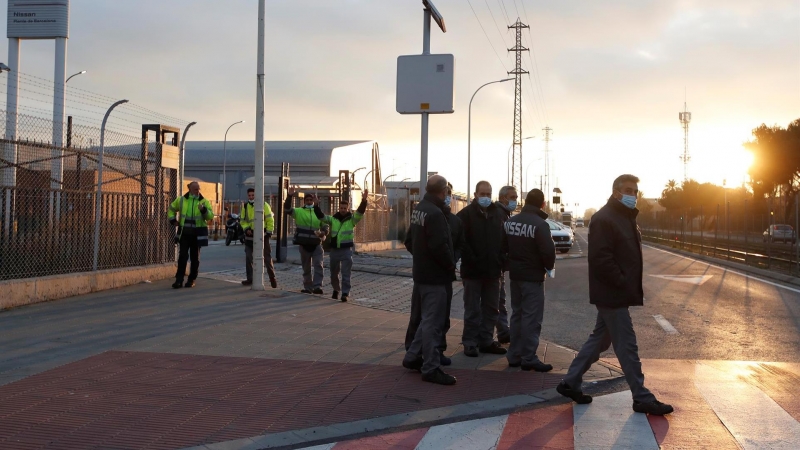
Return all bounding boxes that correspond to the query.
[2,0,797,216]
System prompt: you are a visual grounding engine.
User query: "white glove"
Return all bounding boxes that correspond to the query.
[546,268,555,279]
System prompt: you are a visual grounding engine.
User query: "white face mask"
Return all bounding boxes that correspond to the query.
[477,197,492,208]
[444,196,452,207]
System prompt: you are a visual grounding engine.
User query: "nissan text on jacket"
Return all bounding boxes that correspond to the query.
[404,193,456,284]
[456,199,507,279]
[502,205,555,282]
[588,196,645,308]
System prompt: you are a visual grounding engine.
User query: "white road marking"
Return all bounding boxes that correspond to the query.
[649,274,713,285]
[652,314,679,334]
[694,363,800,450]
[573,390,659,450]
[297,444,335,450]
[644,244,800,294]
[414,415,508,449]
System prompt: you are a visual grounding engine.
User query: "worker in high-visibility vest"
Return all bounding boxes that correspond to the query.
[320,190,368,302]
[285,187,327,294]
[240,187,278,288]
[168,181,214,288]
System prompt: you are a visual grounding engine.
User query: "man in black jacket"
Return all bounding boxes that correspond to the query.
[502,189,555,372]
[402,175,457,385]
[404,182,465,366]
[457,181,507,357]
[557,174,673,416]
[495,185,518,344]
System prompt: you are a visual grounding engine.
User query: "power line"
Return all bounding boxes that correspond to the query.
[466,0,509,72]
[484,0,511,47]
[519,0,550,124]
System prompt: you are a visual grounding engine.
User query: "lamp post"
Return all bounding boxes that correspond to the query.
[468,78,513,195]
[66,70,86,84]
[222,120,244,209]
[363,169,374,193]
[382,174,397,240]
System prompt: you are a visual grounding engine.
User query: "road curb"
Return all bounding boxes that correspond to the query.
[186,376,623,450]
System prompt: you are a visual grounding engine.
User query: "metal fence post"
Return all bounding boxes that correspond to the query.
[796,195,799,275]
[727,201,731,261]
[743,200,748,265]
[93,99,129,271]
[714,204,719,258]
[700,205,703,254]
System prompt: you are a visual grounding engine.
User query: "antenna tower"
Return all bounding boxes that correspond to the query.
[679,100,691,181]
[542,126,552,206]
[508,18,529,194]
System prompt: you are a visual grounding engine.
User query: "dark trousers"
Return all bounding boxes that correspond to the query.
[403,283,449,374]
[461,277,501,348]
[563,306,657,403]
[176,234,200,282]
[405,282,453,353]
[245,238,277,282]
[496,271,510,339]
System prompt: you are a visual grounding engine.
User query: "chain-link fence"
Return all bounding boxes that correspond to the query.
[0,110,185,281]
[639,197,800,276]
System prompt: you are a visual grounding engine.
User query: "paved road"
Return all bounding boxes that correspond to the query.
[545,229,800,362]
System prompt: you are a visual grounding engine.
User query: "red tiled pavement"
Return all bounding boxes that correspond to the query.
[0,351,562,450]
[497,404,574,450]
[332,428,430,449]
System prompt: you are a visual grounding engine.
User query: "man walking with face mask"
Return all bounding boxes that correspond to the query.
[241,187,278,288]
[557,174,673,416]
[285,187,327,294]
[495,185,518,344]
[320,190,368,302]
[457,181,507,357]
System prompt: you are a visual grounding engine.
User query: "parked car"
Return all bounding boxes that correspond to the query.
[547,219,573,253]
[763,224,796,243]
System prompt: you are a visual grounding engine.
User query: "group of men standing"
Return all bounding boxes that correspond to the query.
[401,175,556,385]
[167,182,366,302]
[399,173,673,416]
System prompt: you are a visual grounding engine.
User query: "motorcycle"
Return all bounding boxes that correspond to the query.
[225,214,245,246]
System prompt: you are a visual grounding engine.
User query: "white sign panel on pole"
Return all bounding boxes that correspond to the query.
[396,54,455,114]
[7,0,70,39]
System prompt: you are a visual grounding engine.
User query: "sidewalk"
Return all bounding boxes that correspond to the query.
[0,269,617,449]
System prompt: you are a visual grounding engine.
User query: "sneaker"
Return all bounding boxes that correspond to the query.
[422,368,457,386]
[521,361,553,372]
[341,294,349,303]
[270,278,278,289]
[332,291,339,300]
[464,346,479,357]
[402,357,423,372]
[497,334,511,344]
[241,280,252,286]
[300,289,312,294]
[312,288,324,295]
[172,281,183,289]
[633,400,674,416]
[184,280,195,288]
[479,342,507,355]
[556,381,592,404]
[440,355,452,366]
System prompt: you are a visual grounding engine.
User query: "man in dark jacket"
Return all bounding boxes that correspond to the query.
[402,175,457,385]
[502,189,554,372]
[557,174,673,416]
[404,182,465,365]
[495,185,518,343]
[457,181,507,357]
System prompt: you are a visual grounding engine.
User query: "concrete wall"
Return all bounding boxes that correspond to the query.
[0,263,175,311]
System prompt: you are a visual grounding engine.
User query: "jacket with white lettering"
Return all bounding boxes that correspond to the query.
[502,205,555,282]
[404,193,456,284]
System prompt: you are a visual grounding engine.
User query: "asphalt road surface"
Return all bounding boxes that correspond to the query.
[543,228,800,362]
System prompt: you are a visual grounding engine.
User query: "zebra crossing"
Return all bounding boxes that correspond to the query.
[298,360,800,450]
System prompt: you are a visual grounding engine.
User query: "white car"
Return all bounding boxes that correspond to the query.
[546,219,573,254]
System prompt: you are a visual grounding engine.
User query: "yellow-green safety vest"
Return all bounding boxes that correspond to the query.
[289,206,323,246]
[323,212,364,248]
[241,201,275,233]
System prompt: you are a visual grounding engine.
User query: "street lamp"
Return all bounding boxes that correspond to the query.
[66,70,86,84]
[524,156,544,194]
[507,136,535,186]
[468,77,514,195]
[363,169,374,193]
[222,120,245,207]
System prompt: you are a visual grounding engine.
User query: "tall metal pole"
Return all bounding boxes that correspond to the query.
[52,38,67,190]
[419,8,431,189]
[3,39,20,188]
[508,18,529,196]
[252,0,267,291]
[468,78,513,196]
[93,99,129,271]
